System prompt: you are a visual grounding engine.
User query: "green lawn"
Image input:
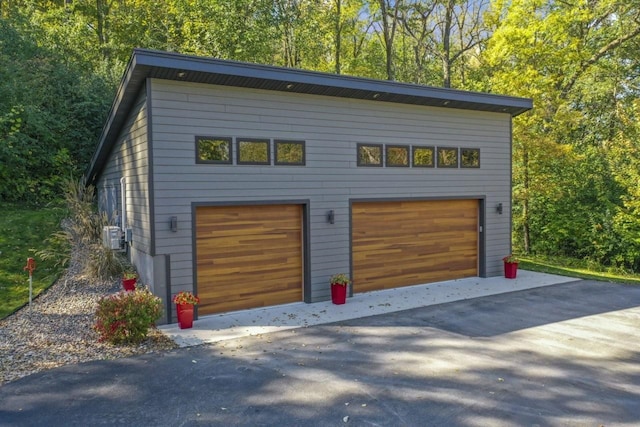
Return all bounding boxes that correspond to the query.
[0,204,67,319]
[519,254,640,285]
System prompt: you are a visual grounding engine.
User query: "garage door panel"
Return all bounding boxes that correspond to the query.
[199,261,302,280]
[196,204,303,315]
[199,276,299,297]
[198,249,301,264]
[201,288,301,315]
[361,254,474,276]
[198,225,300,240]
[209,234,301,250]
[356,262,476,290]
[198,248,300,267]
[352,199,478,293]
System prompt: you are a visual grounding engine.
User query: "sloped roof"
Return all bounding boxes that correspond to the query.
[87,48,532,183]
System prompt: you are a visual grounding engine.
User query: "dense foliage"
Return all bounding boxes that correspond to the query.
[0,18,114,203]
[1,0,639,270]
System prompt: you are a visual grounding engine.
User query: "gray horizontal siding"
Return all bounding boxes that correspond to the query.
[97,88,153,275]
[150,79,512,303]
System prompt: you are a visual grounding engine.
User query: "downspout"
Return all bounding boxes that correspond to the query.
[120,177,127,232]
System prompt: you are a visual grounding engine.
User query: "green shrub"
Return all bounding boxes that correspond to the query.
[94,287,163,345]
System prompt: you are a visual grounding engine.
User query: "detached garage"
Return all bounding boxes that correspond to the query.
[87,49,531,325]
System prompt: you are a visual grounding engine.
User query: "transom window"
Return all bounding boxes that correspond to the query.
[237,138,270,165]
[357,144,383,167]
[437,147,459,168]
[386,145,409,167]
[461,148,480,168]
[412,146,435,167]
[196,136,232,164]
[275,140,305,165]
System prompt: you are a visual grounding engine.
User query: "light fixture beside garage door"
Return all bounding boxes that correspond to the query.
[327,210,335,224]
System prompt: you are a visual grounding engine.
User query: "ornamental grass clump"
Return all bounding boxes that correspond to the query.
[94,287,163,345]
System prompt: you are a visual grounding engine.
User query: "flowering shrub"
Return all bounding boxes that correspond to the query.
[330,273,351,286]
[503,254,519,264]
[173,291,200,305]
[94,287,163,345]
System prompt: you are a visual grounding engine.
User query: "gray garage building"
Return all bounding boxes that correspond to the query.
[87,49,532,324]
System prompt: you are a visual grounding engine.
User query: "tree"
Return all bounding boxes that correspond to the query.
[371,0,404,80]
[485,0,640,269]
[0,18,112,203]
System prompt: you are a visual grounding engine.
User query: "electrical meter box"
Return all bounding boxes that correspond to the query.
[102,226,122,250]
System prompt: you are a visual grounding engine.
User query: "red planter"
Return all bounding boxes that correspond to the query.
[504,262,518,279]
[331,284,347,305]
[176,303,194,329]
[122,277,136,291]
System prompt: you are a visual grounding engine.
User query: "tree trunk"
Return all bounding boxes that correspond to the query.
[335,0,342,74]
[441,0,454,88]
[379,0,401,81]
[522,147,531,254]
[96,0,110,60]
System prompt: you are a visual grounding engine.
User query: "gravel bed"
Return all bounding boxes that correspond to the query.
[0,255,178,385]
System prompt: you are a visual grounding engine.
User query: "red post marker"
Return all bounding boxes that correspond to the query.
[23,257,36,311]
[24,257,36,275]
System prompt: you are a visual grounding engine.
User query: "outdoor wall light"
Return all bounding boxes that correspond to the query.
[327,210,335,224]
[496,203,503,215]
[170,216,178,232]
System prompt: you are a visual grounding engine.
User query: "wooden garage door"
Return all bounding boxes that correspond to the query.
[196,204,303,315]
[352,199,478,293]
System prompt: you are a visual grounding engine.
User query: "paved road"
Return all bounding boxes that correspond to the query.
[1,280,639,426]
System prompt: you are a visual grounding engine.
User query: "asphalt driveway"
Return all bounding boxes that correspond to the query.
[1,279,639,426]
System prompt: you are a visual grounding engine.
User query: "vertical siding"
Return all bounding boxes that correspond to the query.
[97,87,153,282]
[150,79,512,303]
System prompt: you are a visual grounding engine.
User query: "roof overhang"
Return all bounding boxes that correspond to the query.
[86,48,533,184]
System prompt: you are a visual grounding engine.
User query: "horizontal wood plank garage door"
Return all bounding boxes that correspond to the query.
[352,199,478,293]
[196,204,303,315]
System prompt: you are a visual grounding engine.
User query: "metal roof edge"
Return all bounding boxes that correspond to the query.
[133,48,532,113]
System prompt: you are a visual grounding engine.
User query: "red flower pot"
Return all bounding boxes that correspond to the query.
[122,277,136,291]
[504,262,518,279]
[331,284,347,305]
[176,303,194,329]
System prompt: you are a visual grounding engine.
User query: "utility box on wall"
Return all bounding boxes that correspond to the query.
[102,226,121,250]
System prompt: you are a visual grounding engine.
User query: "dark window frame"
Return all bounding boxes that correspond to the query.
[437,146,459,168]
[411,145,435,168]
[385,145,410,167]
[357,143,383,167]
[461,148,481,168]
[195,136,232,164]
[274,140,306,166]
[237,138,271,165]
